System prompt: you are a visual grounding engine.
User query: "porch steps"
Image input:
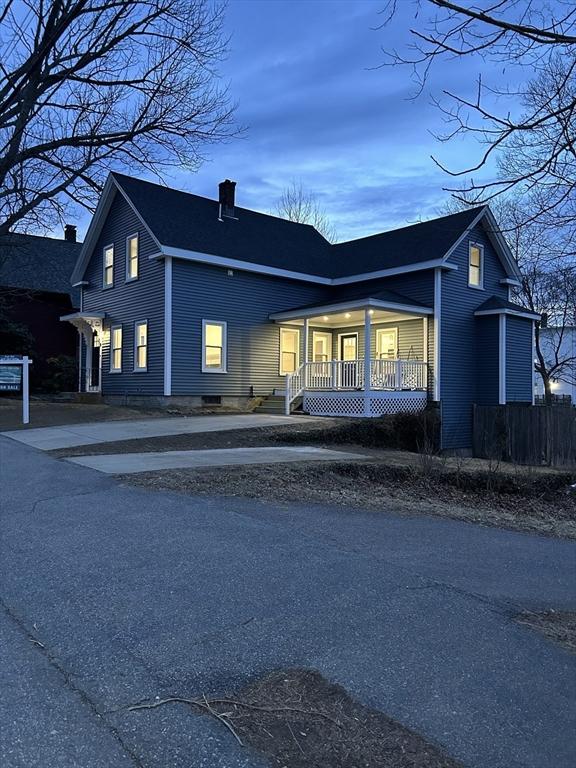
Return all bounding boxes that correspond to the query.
[253,394,287,415]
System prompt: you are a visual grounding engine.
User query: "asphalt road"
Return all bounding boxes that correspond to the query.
[1,435,575,768]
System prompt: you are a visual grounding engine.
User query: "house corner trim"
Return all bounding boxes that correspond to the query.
[164,256,172,396]
[499,313,507,404]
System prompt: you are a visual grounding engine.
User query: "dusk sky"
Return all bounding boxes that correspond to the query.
[69,0,529,242]
[171,0,526,242]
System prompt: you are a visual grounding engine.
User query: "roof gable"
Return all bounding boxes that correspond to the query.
[72,173,521,286]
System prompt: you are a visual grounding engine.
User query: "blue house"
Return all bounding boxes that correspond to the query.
[62,173,539,450]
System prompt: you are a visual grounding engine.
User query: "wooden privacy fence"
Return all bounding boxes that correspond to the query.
[473,404,576,468]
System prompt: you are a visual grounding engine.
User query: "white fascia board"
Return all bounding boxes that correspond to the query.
[71,174,161,285]
[500,277,521,287]
[158,246,330,284]
[72,280,89,287]
[60,311,106,321]
[157,246,454,286]
[441,206,522,281]
[474,307,540,321]
[330,259,456,285]
[269,298,433,322]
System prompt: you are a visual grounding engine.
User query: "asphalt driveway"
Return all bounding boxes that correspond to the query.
[1,435,575,768]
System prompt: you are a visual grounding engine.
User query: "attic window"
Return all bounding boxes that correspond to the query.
[103,244,114,287]
[468,243,483,288]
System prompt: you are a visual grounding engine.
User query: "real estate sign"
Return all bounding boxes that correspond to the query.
[0,360,22,391]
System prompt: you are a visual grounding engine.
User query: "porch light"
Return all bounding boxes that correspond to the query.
[368,309,374,315]
[323,316,329,321]
[345,313,351,319]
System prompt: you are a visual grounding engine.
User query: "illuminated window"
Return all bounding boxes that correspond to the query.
[134,320,148,371]
[468,243,483,288]
[103,244,114,287]
[110,325,122,372]
[126,233,139,280]
[279,327,299,374]
[202,320,227,373]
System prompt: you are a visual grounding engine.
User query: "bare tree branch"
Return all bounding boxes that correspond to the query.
[0,0,238,235]
[274,180,338,243]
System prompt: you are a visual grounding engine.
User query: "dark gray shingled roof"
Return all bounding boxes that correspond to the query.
[112,173,486,279]
[0,232,81,301]
[474,295,539,316]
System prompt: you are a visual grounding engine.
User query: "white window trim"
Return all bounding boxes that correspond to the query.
[337,331,359,361]
[109,324,123,373]
[102,243,114,288]
[468,242,484,290]
[126,232,139,282]
[312,330,332,363]
[279,326,300,375]
[375,327,398,359]
[134,319,148,372]
[202,319,227,374]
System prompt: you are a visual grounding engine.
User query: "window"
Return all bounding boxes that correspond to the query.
[103,244,114,287]
[110,325,122,372]
[279,327,299,374]
[468,243,483,288]
[312,331,331,363]
[126,233,139,280]
[376,328,398,359]
[202,320,227,373]
[134,321,148,371]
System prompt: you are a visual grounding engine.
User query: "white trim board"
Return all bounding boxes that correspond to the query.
[475,308,540,321]
[433,268,441,402]
[163,256,172,395]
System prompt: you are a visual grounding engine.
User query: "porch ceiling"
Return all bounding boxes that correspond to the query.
[269,297,432,327]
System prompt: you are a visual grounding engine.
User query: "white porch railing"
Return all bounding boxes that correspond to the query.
[285,359,428,414]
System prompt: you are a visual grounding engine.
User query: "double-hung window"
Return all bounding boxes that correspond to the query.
[103,244,114,287]
[279,327,299,375]
[110,325,122,372]
[126,233,139,280]
[468,243,483,288]
[202,320,227,373]
[134,320,148,371]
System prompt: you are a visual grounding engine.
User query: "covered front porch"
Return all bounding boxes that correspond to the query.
[270,294,433,417]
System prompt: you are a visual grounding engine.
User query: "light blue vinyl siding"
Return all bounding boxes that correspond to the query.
[82,190,165,394]
[171,260,327,396]
[506,316,533,402]
[440,224,509,449]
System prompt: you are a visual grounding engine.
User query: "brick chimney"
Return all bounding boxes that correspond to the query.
[218,179,237,219]
[64,224,77,243]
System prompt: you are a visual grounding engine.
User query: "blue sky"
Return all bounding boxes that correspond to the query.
[168,0,526,242]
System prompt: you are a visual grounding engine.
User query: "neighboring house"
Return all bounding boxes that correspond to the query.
[62,173,539,449]
[534,325,576,404]
[0,228,82,386]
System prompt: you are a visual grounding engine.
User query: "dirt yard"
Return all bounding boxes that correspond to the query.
[0,397,173,431]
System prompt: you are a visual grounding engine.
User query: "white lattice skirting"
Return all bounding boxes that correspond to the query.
[303,390,427,417]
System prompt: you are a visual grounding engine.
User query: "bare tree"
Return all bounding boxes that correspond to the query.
[0,0,236,235]
[275,180,338,242]
[379,1,576,239]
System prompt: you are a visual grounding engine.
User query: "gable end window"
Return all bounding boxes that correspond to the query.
[134,320,148,371]
[103,244,114,287]
[468,243,484,288]
[202,320,227,373]
[126,233,139,280]
[110,325,122,372]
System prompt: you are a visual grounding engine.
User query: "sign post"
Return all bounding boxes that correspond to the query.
[0,356,32,424]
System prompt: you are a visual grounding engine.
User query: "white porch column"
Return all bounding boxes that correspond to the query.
[303,317,309,388]
[363,308,372,416]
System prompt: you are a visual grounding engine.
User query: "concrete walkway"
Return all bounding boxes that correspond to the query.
[1,436,575,768]
[66,445,363,473]
[1,413,316,450]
